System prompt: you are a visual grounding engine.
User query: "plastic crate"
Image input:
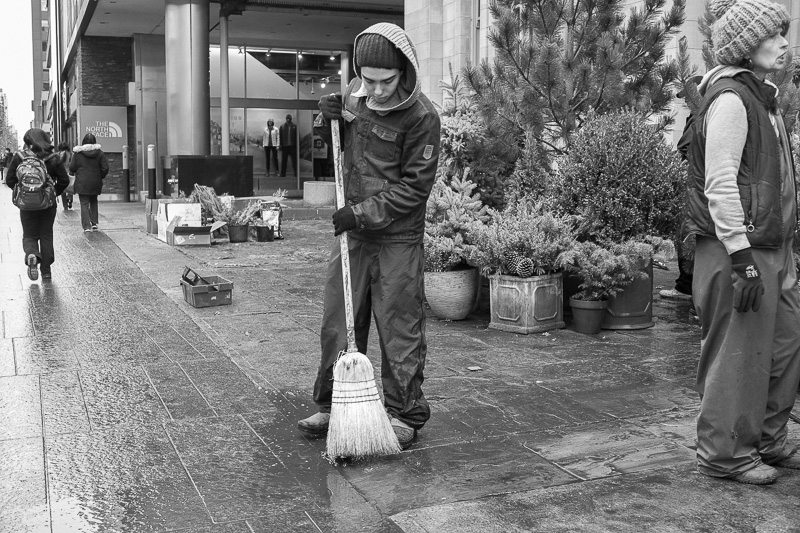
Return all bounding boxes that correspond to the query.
[180,273,233,308]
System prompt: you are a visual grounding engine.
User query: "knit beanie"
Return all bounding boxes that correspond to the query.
[355,33,405,70]
[711,0,790,66]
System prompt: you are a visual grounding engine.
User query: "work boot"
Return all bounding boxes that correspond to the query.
[26,254,38,281]
[729,464,779,485]
[297,412,330,438]
[391,417,416,450]
[772,452,800,470]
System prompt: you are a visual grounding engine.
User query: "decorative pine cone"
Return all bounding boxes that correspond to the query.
[515,257,535,278]
[503,251,521,275]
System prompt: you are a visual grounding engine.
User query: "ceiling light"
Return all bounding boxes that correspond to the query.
[330,53,336,60]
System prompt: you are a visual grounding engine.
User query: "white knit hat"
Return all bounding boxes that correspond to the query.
[711,0,790,66]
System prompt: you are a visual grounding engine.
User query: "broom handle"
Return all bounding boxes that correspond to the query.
[331,119,358,353]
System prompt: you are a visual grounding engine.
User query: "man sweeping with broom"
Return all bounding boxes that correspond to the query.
[298,22,440,453]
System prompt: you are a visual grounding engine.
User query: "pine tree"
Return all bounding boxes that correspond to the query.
[464,0,686,176]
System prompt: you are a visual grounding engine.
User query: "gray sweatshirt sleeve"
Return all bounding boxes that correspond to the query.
[704,91,750,255]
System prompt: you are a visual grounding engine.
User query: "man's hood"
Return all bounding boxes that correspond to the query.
[73,144,102,157]
[351,23,421,113]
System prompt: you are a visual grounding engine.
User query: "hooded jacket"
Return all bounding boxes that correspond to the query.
[314,22,441,244]
[69,144,109,196]
[685,66,796,252]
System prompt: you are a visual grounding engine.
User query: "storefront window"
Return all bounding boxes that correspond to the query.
[297,51,342,101]
[245,49,298,99]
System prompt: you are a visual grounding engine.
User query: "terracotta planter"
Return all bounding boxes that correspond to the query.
[228,224,249,243]
[569,297,608,334]
[489,272,565,334]
[602,258,654,330]
[424,267,479,321]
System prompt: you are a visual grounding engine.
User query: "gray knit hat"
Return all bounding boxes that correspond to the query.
[711,0,790,66]
[355,33,405,70]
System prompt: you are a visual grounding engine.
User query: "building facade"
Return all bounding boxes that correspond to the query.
[34,0,800,201]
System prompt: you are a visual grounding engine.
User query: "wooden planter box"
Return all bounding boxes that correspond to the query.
[489,272,565,334]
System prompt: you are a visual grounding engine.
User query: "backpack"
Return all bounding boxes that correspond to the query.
[12,150,57,211]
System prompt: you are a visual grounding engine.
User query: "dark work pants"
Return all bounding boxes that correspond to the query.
[20,205,57,273]
[694,236,800,477]
[674,252,694,295]
[313,237,431,429]
[280,146,297,177]
[79,194,98,230]
[264,146,278,175]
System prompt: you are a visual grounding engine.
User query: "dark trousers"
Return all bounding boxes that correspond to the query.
[20,206,57,273]
[675,252,694,295]
[264,146,278,175]
[313,237,430,429]
[280,146,297,177]
[61,192,73,209]
[79,194,98,230]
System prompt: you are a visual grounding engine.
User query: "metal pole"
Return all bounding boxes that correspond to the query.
[122,145,131,202]
[147,144,157,199]
[220,12,230,155]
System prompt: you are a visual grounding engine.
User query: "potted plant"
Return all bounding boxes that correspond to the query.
[552,109,685,329]
[556,240,653,334]
[468,199,576,333]
[423,173,489,320]
[215,201,260,243]
[251,218,275,242]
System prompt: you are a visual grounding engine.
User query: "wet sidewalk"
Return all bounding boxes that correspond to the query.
[1,196,798,533]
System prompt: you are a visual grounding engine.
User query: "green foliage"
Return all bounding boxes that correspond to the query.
[424,174,490,272]
[467,199,576,277]
[557,240,652,301]
[552,109,686,242]
[439,68,515,208]
[464,0,686,175]
[215,201,260,226]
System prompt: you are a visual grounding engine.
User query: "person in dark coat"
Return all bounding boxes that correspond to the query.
[4,128,70,281]
[69,133,109,232]
[279,114,297,177]
[56,141,73,210]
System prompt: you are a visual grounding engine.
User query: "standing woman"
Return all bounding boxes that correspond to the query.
[686,0,800,485]
[4,128,70,281]
[69,133,108,232]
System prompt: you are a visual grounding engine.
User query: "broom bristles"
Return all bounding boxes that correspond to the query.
[327,351,401,459]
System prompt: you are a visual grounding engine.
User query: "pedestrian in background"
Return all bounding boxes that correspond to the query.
[2,148,12,179]
[279,114,297,177]
[4,128,69,281]
[686,0,800,485]
[69,133,108,232]
[56,141,73,210]
[297,22,441,450]
[263,118,280,176]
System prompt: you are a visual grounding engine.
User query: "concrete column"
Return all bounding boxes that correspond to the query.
[165,0,210,156]
[219,13,230,155]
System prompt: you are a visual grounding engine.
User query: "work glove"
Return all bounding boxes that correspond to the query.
[332,206,357,236]
[319,93,343,121]
[730,249,764,313]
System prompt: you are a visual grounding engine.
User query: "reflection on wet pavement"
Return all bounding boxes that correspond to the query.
[0,198,796,532]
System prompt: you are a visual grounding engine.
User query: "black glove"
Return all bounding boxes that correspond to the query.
[319,93,343,121]
[730,249,764,313]
[332,206,357,236]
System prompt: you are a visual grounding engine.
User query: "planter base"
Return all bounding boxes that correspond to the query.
[425,268,479,321]
[489,272,565,334]
[602,259,654,330]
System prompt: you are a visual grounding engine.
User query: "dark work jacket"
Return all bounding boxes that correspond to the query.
[69,144,109,195]
[685,72,795,248]
[5,150,70,196]
[315,78,441,244]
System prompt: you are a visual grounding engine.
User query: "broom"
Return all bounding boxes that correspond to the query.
[326,119,401,459]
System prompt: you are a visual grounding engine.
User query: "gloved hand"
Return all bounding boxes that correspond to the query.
[730,249,764,313]
[319,93,343,121]
[332,206,357,236]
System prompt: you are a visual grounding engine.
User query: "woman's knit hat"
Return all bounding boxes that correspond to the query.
[355,33,406,70]
[711,0,790,65]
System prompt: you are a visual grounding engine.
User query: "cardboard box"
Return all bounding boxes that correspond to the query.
[166,218,225,247]
[180,274,233,308]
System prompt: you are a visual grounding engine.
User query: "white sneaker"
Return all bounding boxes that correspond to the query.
[659,288,692,300]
